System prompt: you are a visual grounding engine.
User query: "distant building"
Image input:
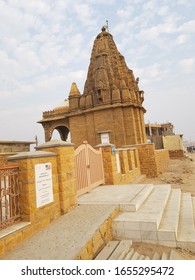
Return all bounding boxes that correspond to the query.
[145,123,174,149]
[183,141,195,153]
[0,140,36,158]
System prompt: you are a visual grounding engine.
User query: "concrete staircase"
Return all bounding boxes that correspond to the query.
[95,240,186,260]
[112,185,195,253]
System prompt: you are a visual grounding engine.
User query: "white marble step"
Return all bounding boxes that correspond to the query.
[177,193,195,251]
[120,184,154,212]
[108,240,132,260]
[192,196,195,222]
[161,252,170,260]
[169,249,186,260]
[138,254,145,260]
[177,193,195,240]
[112,185,171,241]
[96,240,188,260]
[131,251,140,260]
[118,251,127,260]
[124,248,135,260]
[158,189,181,245]
[95,241,119,260]
[152,252,161,260]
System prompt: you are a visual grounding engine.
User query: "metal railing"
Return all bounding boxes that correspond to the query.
[0,165,20,229]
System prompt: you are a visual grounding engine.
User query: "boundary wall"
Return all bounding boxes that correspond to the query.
[0,140,77,257]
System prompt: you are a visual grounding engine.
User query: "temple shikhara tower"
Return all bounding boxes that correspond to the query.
[38,27,147,147]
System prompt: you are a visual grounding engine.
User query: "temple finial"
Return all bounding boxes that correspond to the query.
[101,20,109,32]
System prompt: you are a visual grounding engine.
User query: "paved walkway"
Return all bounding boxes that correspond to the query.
[0,184,154,260]
[1,204,116,260]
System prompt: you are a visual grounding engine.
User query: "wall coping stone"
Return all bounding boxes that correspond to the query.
[116,148,135,151]
[124,143,154,147]
[8,151,57,161]
[36,139,75,150]
[95,143,115,148]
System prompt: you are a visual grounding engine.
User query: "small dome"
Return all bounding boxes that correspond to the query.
[54,98,69,109]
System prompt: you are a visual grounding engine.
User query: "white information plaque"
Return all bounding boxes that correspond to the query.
[35,163,53,208]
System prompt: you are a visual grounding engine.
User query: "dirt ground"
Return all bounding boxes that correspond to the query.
[144,153,195,196]
[131,152,195,260]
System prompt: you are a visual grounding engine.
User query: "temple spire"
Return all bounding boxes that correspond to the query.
[69,82,80,97]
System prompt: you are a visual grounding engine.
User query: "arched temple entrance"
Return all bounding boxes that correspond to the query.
[51,125,70,141]
[40,118,70,142]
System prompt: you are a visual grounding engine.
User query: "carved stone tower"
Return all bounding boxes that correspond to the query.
[38,28,147,147]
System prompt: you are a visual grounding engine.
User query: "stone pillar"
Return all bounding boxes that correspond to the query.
[36,140,77,214]
[139,110,147,143]
[95,143,116,184]
[128,107,137,144]
[112,107,126,147]
[134,108,142,143]
[8,151,60,224]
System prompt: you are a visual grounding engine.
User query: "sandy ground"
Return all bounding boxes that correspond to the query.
[143,153,195,196]
[131,152,195,260]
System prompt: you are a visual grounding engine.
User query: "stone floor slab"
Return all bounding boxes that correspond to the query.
[177,193,195,242]
[108,240,132,260]
[95,241,119,260]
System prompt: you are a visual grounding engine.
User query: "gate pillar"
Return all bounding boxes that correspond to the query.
[36,140,77,214]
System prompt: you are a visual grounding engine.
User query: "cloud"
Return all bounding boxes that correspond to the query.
[176,34,187,45]
[73,3,97,28]
[178,57,195,73]
[179,20,195,33]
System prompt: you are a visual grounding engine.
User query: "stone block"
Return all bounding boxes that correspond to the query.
[4,234,17,252]
[79,246,89,260]
[92,230,105,255]
[87,240,94,259]
[0,240,5,257]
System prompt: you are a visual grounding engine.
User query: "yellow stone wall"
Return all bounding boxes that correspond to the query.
[100,145,141,184]
[36,144,78,214]
[127,143,170,178]
[0,144,78,258]
[155,149,170,174]
[17,156,60,223]
[75,207,120,260]
[162,135,184,159]
[163,135,184,151]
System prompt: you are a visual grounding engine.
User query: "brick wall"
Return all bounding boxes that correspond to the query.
[155,149,170,174]
[169,150,185,159]
[99,144,141,184]
[126,143,170,178]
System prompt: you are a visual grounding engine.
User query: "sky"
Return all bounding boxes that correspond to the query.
[0,0,195,144]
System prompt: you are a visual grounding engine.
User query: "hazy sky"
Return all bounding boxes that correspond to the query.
[0,0,195,144]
